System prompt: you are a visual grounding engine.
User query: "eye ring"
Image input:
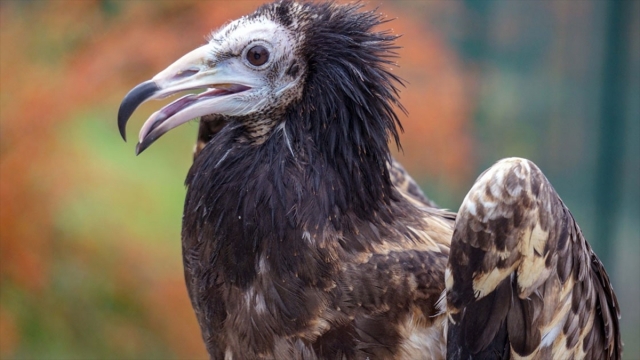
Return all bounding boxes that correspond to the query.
[246,45,270,67]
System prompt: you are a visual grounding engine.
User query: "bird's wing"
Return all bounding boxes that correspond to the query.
[445,158,621,359]
[389,158,439,208]
[333,205,455,359]
[347,249,448,359]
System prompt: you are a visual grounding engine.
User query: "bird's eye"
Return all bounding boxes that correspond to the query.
[246,45,269,67]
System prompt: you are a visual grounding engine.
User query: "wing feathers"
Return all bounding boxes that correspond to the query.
[506,286,543,355]
[446,157,622,359]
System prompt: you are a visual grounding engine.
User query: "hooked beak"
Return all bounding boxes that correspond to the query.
[118,45,251,154]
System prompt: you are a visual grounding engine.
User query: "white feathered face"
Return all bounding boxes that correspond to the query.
[118,11,306,153]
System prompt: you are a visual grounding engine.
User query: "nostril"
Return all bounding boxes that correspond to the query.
[174,69,199,80]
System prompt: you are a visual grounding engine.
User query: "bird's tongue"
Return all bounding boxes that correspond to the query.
[138,88,235,143]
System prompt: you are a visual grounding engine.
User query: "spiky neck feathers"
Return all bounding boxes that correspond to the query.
[183,1,407,288]
[290,1,404,214]
[200,1,404,210]
[185,0,406,250]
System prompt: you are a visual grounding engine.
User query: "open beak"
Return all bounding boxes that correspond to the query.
[118,45,251,154]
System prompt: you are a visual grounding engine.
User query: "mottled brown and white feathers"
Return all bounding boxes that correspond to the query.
[445,158,622,359]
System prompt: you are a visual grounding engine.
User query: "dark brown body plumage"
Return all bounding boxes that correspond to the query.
[184,118,454,359]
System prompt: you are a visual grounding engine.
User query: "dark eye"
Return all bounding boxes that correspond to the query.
[246,45,269,66]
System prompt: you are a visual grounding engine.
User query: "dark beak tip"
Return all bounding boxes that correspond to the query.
[117,108,127,141]
[118,117,128,142]
[117,80,160,144]
[135,140,152,156]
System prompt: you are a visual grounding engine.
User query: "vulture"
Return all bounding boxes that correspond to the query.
[117,1,622,359]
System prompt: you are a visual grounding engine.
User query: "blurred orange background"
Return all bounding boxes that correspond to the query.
[1,1,638,359]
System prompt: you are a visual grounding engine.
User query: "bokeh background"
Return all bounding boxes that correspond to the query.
[1,0,638,358]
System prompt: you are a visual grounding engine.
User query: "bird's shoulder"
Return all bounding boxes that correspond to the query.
[389,158,440,208]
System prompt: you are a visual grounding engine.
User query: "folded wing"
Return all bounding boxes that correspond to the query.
[446,158,621,359]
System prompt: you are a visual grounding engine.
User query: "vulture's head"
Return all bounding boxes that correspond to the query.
[119,1,402,161]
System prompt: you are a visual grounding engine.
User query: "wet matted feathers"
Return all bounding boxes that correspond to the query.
[117,1,621,359]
